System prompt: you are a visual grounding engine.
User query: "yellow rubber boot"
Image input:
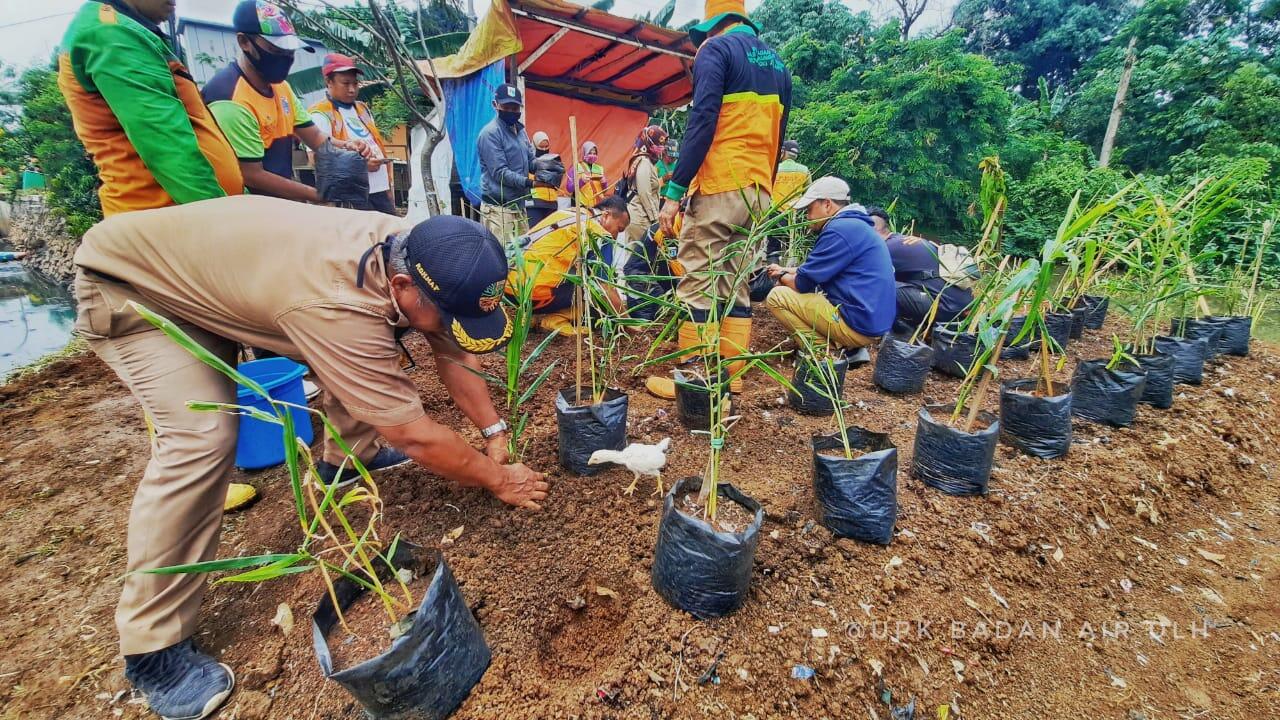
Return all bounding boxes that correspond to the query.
[537,309,585,336]
[224,483,259,512]
[645,321,708,399]
[720,316,752,394]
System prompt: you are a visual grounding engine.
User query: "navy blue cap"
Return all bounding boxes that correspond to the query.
[493,83,523,106]
[404,216,512,354]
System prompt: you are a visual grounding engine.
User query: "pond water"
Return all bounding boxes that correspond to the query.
[0,262,75,378]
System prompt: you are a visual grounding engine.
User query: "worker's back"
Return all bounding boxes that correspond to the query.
[681,26,792,197]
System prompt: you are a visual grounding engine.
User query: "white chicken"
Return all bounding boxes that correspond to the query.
[588,437,672,496]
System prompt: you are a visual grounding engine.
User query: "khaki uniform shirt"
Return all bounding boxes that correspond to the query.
[73,195,424,428]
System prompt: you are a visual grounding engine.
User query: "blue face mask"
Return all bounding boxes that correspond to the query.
[497,109,522,126]
[247,41,295,84]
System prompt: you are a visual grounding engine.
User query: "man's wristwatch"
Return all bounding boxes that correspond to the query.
[481,420,509,439]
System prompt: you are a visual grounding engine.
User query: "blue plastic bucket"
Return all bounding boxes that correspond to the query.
[234,357,315,469]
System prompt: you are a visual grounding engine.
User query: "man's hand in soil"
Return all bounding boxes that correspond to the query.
[658,199,681,237]
[485,432,511,465]
[493,463,549,510]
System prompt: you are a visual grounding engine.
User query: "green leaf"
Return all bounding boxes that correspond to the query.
[137,553,302,576]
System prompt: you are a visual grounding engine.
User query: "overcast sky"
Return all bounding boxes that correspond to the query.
[0,0,959,70]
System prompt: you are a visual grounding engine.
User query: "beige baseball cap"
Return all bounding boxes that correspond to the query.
[793,176,851,210]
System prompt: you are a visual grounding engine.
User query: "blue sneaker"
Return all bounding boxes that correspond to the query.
[124,639,234,720]
[315,446,412,488]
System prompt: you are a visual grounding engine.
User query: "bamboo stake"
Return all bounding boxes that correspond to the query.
[963,302,1018,433]
[569,116,583,405]
[1246,219,1272,316]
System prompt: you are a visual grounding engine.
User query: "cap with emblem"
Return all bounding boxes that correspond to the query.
[233,0,314,53]
[403,216,512,354]
[793,176,851,210]
[493,83,523,106]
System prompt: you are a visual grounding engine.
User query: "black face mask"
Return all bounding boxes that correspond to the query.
[497,109,521,126]
[247,42,295,84]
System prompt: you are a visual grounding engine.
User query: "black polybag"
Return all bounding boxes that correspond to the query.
[1070,360,1147,427]
[1081,295,1110,329]
[998,379,1072,459]
[674,370,727,429]
[931,325,978,378]
[811,430,897,544]
[555,386,628,475]
[651,478,763,618]
[312,547,490,720]
[1134,352,1174,409]
[532,153,566,187]
[1038,312,1073,352]
[314,140,371,208]
[873,335,934,394]
[1000,315,1032,360]
[1153,335,1208,385]
[788,357,849,415]
[747,267,776,303]
[1069,306,1089,339]
[1171,317,1224,359]
[1208,315,1251,356]
[912,404,999,496]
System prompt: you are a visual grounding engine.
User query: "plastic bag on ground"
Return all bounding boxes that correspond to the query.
[1153,335,1207,385]
[651,478,763,618]
[811,430,897,544]
[931,325,978,379]
[873,335,934,394]
[1070,360,1147,427]
[1208,315,1251,356]
[1082,295,1109,329]
[1037,312,1073,353]
[674,370,726,429]
[999,379,1072,459]
[789,357,849,415]
[1000,315,1032,360]
[312,547,490,720]
[314,140,371,208]
[912,404,999,496]
[1171,318,1224,359]
[1069,306,1089,339]
[1134,352,1174,409]
[556,387,628,475]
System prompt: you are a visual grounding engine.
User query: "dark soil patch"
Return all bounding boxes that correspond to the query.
[1,311,1279,719]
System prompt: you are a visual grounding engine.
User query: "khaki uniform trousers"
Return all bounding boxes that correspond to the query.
[766,285,877,351]
[479,202,528,243]
[675,187,769,313]
[73,270,377,655]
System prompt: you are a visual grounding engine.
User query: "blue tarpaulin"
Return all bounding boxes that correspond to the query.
[442,61,505,206]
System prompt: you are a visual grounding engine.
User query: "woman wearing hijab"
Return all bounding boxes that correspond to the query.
[618,125,669,243]
[528,130,561,226]
[564,140,608,208]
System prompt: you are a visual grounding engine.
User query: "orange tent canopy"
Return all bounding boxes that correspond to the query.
[425,0,696,109]
[422,0,696,202]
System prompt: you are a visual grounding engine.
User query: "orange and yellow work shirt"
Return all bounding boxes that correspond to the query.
[507,208,610,311]
[309,97,392,193]
[663,24,791,202]
[58,0,243,216]
[203,64,313,180]
[773,158,811,207]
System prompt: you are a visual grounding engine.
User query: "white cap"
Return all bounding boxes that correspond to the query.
[532,131,550,147]
[793,176,851,210]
